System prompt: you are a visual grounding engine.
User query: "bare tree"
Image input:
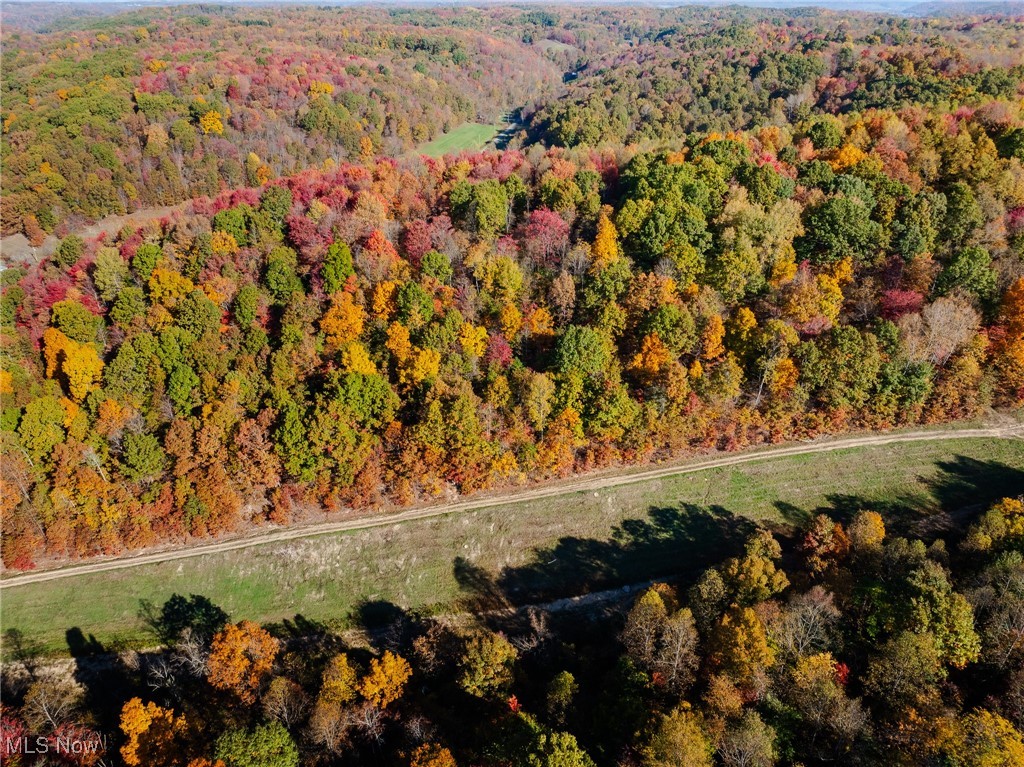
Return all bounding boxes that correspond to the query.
[654,608,700,696]
[718,711,776,767]
[22,678,84,733]
[146,656,179,693]
[350,702,386,744]
[263,677,310,728]
[172,628,209,678]
[308,700,351,755]
[770,587,841,661]
[899,294,979,367]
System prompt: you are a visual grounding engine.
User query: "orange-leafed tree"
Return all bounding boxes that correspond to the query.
[321,291,366,350]
[701,314,725,360]
[995,277,1024,403]
[629,333,671,379]
[358,650,412,709]
[410,743,457,767]
[120,697,188,767]
[206,620,279,704]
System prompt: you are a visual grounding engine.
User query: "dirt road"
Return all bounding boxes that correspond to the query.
[0,203,188,266]
[1,425,1020,589]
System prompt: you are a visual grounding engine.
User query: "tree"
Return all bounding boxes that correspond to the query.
[112,287,147,328]
[421,250,453,284]
[133,244,162,281]
[623,587,670,667]
[722,531,789,605]
[119,698,187,767]
[942,709,1024,767]
[397,281,435,327]
[358,651,412,709]
[18,395,66,462]
[995,278,1024,402]
[22,678,84,733]
[265,247,303,305]
[233,285,260,327]
[214,722,298,767]
[121,432,167,482]
[905,559,981,669]
[863,631,945,713]
[206,620,279,704]
[771,586,840,661]
[899,295,979,368]
[410,743,458,767]
[942,182,982,247]
[964,497,1024,553]
[522,208,570,268]
[800,514,850,575]
[176,290,221,338]
[655,608,700,696]
[150,267,195,308]
[319,653,359,706]
[797,195,881,265]
[807,117,843,150]
[53,235,84,268]
[591,208,622,270]
[645,706,713,767]
[459,631,518,698]
[555,326,612,381]
[212,207,251,248]
[200,110,224,136]
[718,711,776,767]
[528,731,596,767]
[260,186,293,226]
[546,671,578,727]
[93,247,131,302]
[50,301,101,345]
[711,607,776,688]
[936,246,996,300]
[467,180,509,236]
[848,510,886,552]
[42,327,100,401]
[788,653,867,757]
[323,242,354,294]
[321,291,365,350]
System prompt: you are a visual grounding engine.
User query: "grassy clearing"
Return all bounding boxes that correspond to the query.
[2,437,1021,655]
[418,123,502,157]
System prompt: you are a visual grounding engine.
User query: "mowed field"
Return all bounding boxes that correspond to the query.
[418,122,502,157]
[3,436,1022,655]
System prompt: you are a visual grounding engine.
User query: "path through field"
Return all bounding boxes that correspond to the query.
[3,424,1020,590]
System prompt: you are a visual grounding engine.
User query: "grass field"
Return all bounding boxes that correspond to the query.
[2,436,1022,655]
[418,123,502,157]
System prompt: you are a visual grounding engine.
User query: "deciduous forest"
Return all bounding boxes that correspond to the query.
[1,3,1024,766]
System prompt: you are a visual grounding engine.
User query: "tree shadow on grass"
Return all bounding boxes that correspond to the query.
[454,556,512,614]
[497,502,757,604]
[453,454,1024,622]
[450,502,757,618]
[138,593,230,645]
[821,455,1024,540]
[928,456,1024,510]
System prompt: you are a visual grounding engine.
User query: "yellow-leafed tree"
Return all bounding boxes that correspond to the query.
[359,651,412,709]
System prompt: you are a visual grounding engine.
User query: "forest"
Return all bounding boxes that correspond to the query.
[1,2,1024,766]
[4,495,1024,766]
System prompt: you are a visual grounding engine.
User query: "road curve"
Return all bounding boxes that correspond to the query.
[2,425,1021,589]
